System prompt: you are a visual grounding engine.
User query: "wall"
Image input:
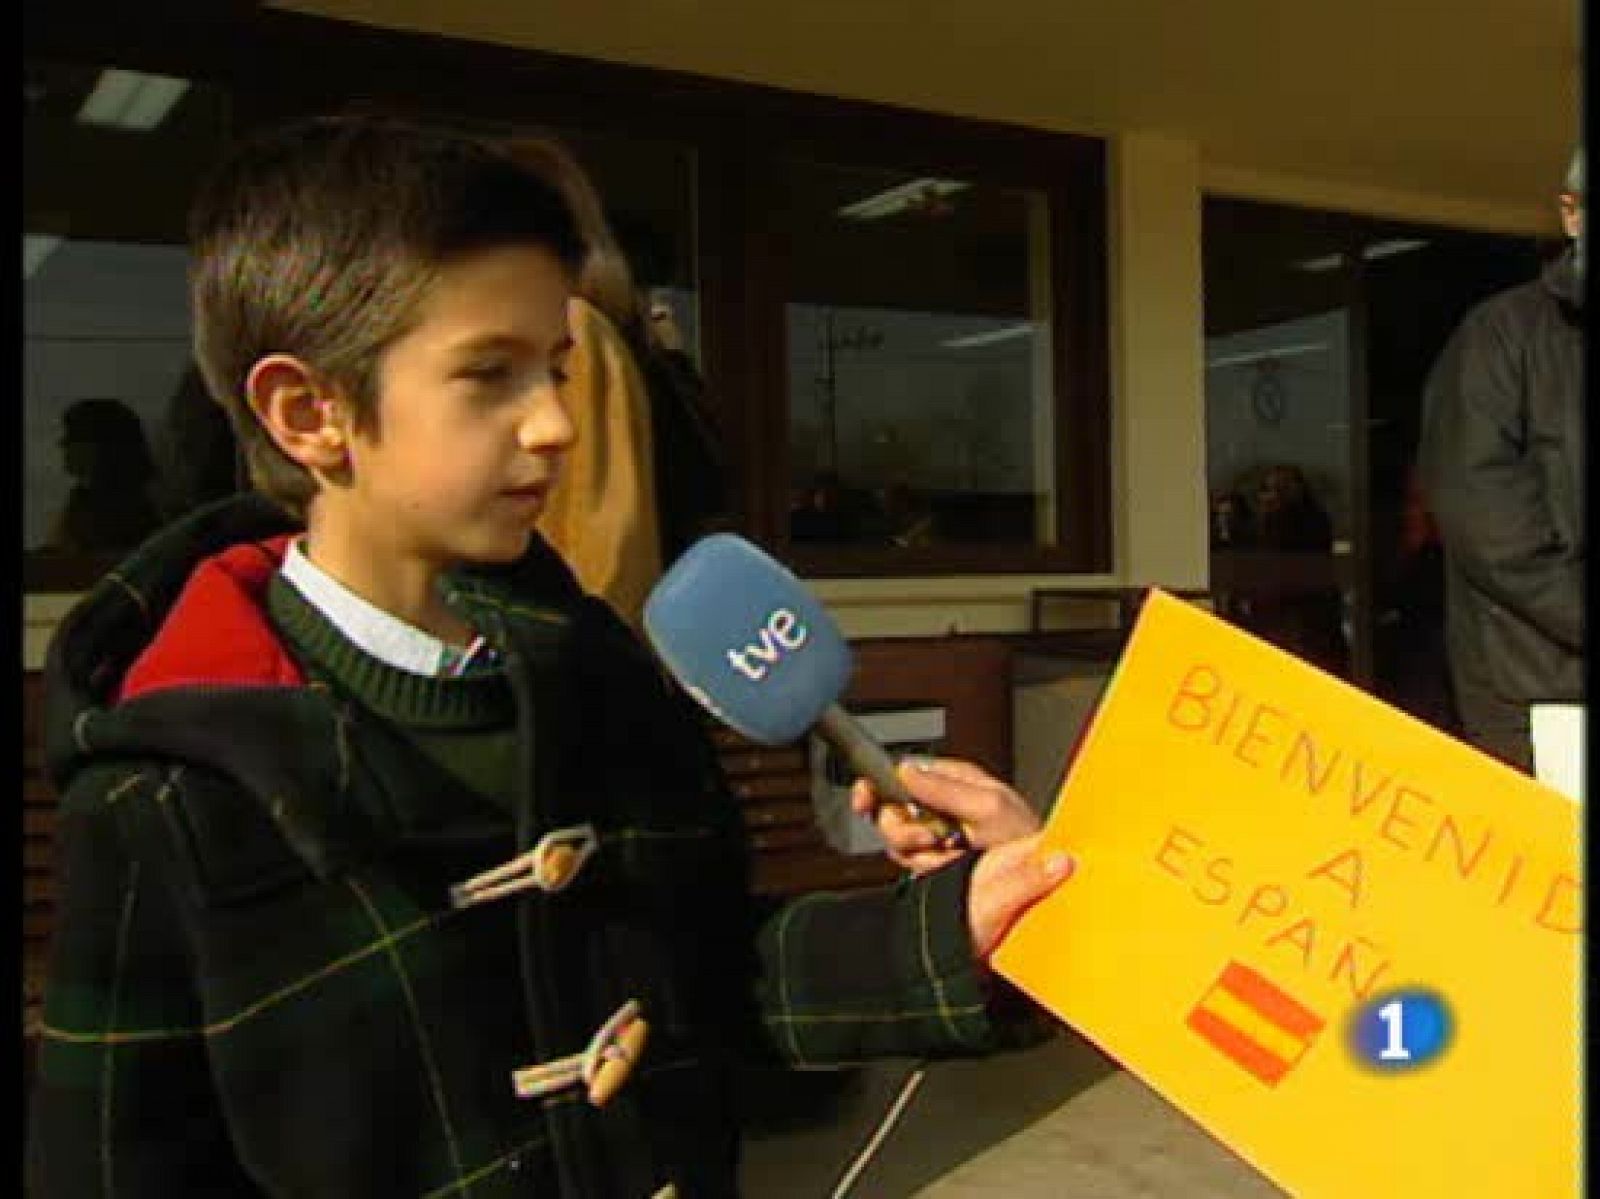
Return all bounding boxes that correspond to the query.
[1108,134,1208,589]
[270,0,1578,226]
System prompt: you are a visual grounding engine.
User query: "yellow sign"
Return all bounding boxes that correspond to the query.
[993,590,1581,1199]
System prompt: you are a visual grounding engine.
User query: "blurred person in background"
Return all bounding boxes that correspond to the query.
[1245,464,1349,678]
[512,138,727,627]
[40,397,162,556]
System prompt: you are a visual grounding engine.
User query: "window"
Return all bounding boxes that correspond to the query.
[429,116,704,365]
[1202,196,1543,692]
[776,162,1058,553]
[23,62,233,593]
[554,128,701,366]
[24,9,1111,592]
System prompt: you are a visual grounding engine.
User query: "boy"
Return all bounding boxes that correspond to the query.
[27,115,1070,1197]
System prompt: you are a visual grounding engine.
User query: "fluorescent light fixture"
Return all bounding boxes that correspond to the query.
[838,178,969,220]
[1362,237,1429,260]
[1295,238,1429,272]
[942,322,1035,350]
[23,234,62,280]
[1206,342,1328,370]
[1294,253,1346,273]
[77,69,190,131]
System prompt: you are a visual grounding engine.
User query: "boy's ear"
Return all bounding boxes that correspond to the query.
[245,354,349,471]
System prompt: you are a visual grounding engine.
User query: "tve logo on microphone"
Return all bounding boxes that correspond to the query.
[644,535,852,745]
[727,609,809,681]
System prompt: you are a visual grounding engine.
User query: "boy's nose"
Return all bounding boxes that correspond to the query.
[519,387,576,454]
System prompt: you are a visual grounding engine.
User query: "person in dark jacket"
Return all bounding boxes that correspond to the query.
[26,114,1070,1199]
[1418,149,1585,772]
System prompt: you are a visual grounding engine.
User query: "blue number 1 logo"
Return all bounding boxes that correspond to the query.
[1351,989,1452,1072]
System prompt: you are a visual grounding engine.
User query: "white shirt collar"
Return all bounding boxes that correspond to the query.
[279,539,459,678]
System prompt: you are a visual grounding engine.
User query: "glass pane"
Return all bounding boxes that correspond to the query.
[442,116,702,364]
[533,129,717,556]
[432,115,722,558]
[1205,309,1353,541]
[23,62,233,592]
[778,162,1056,549]
[538,126,701,363]
[1202,198,1353,679]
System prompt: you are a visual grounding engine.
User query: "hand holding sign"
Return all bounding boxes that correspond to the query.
[967,831,1076,959]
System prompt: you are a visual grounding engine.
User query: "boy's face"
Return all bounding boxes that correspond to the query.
[340,244,576,567]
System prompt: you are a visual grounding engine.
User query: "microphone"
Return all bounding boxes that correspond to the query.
[643,534,966,849]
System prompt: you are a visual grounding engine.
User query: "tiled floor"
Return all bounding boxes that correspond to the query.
[739,1029,1285,1198]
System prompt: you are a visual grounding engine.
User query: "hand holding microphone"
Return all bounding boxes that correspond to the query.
[851,756,1043,874]
[642,534,968,849]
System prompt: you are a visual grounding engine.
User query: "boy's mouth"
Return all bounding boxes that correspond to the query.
[501,481,553,503]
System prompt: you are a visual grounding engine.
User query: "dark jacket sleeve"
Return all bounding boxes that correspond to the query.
[1417,301,1584,653]
[750,857,1049,1066]
[27,767,260,1197]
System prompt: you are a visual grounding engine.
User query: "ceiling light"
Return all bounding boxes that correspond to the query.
[942,323,1035,349]
[838,178,969,220]
[1294,253,1346,273]
[1206,342,1328,370]
[23,234,62,280]
[77,69,190,131]
[1294,239,1429,272]
[1362,238,1429,260]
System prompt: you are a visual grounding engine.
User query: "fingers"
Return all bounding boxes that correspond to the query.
[852,778,964,874]
[853,759,1040,858]
[899,756,999,786]
[897,762,1036,848]
[849,778,879,817]
[968,833,1077,959]
[852,760,998,815]
[888,846,965,874]
[894,763,1004,828]
[879,800,946,851]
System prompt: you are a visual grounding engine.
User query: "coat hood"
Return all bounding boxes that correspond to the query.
[42,491,588,878]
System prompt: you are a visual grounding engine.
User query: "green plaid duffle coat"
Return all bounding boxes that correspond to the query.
[27,495,1022,1198]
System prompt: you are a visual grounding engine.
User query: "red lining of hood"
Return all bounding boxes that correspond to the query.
[118,535,307,701]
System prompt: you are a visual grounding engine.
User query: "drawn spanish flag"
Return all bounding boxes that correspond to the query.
[1186,961,1325,1086]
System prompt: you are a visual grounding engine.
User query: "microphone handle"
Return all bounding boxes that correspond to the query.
[816,704,967,849]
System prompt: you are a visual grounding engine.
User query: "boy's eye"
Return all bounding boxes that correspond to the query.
[461,361,513,385]
[460,360,568,387]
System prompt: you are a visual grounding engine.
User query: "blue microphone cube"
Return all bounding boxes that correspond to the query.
[643,534,853,745]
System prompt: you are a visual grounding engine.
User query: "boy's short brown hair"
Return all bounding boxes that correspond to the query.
[188,115,587,517]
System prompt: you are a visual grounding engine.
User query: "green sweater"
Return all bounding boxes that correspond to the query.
[266,574,520,813]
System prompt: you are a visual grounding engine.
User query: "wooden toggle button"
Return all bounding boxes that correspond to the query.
[540,844,579,891]
[586,1016,650,1107]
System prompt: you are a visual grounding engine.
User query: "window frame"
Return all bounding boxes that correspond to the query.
[26,3,1112,581]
